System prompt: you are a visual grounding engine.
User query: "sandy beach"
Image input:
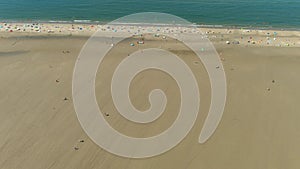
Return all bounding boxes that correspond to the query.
[1,22,300,169]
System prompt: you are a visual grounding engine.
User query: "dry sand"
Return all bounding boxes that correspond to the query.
[0,25,300,169]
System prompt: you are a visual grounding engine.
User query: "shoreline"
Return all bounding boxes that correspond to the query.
[1,20,300,31]
[1,22,300,48]
[1,21,300,33]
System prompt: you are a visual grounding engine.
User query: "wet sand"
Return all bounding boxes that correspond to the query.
[0,28,300,169]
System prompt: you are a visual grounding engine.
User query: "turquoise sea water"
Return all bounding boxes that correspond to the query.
[0,0,299,29]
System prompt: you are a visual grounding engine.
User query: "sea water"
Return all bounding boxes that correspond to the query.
[0,0,299,29]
